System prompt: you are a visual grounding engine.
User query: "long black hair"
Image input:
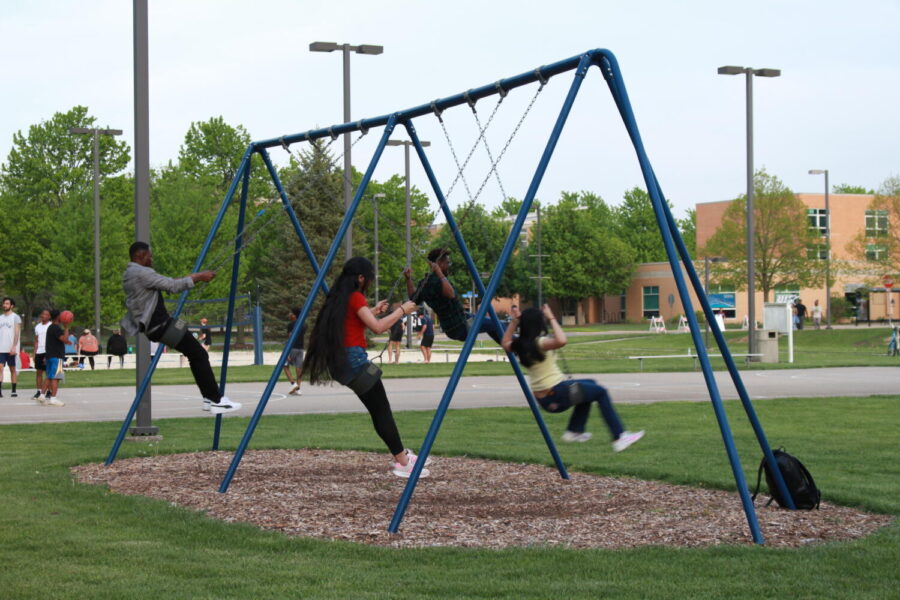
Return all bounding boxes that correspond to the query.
[303,257,375,384]
[509,307,547,368]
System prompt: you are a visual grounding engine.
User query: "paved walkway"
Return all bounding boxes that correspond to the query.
[2,367,896,425]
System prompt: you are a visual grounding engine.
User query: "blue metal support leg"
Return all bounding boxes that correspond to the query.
[106,152,252,465]
[212,162,251,450]
[389,56,592,532]
[218,117,401,493]
[403,121,569,480]
[597,51,765,542]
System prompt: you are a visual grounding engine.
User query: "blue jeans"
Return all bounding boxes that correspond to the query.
[346,346,370,376]
[537,379,625,440]
[445,315,503,345]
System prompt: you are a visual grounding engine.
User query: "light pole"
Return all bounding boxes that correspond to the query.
[387,139,430,347]
[70,126,123,337]
[809,169,832,329]
[372,193,385,303]
[704,256,726,347]
[718,65,781,356]
[310,41,384,261]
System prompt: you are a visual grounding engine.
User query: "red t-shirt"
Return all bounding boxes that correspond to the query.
[345,291,368,348]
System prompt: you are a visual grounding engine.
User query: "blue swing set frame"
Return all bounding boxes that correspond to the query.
[106,48,797,544]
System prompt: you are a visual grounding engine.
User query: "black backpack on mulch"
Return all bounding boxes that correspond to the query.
[752,447,821,510]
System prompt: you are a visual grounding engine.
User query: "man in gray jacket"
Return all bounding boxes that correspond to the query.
[121,241,240,415]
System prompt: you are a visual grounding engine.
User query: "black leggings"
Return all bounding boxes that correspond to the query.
[357,379,404,456]
[151,330,221,402]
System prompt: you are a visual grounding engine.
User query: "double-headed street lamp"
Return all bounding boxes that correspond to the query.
[386,139,431,347]
[809,169,832,329]
[310,41,384,261]
[717,65,781,356]
[70,126,123,336]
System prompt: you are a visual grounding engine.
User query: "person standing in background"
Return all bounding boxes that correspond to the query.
[283,307,306,396]
[32,309,51,401]
[0,297,22,398]
[106,329,128,368]
[198,318,212,352]
[811,299,822,330]
[42,309,69,407]
[77,329,100,370]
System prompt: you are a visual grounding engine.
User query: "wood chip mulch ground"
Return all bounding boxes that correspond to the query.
[71,449,892,549]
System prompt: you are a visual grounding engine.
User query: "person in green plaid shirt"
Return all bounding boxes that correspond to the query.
[403,247,503,344]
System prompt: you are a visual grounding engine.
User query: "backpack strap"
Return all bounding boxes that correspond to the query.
[752,456,766,502]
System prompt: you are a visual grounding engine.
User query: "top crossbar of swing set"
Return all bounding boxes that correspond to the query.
[252,52,579,151]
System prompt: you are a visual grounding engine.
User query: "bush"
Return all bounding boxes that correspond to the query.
[829,295,854,319]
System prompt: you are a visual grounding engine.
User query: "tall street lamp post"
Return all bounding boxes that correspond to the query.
[808,169,832,329]
[717,65,781,356]
[387,139,430,347]
[310,41,384,261]
[372,193,385,304]
[70,126,123,336]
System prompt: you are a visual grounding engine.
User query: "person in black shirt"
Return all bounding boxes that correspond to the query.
[106,329,128,368]
[198,317,212,352]
[794,299,807,330]
[283,307,306,395]
[41,309,69,407]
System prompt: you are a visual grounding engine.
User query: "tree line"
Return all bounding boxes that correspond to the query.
[13,107,895,335]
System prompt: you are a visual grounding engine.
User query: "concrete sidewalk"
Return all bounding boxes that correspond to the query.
[2,367,897,425]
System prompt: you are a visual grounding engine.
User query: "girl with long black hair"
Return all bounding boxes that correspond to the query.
[501,303,644,451]
[303,257,431,478]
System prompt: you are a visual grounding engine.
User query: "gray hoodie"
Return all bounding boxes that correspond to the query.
[120,262,194,336]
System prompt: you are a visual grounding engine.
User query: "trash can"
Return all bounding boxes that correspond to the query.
[753,329,779,363]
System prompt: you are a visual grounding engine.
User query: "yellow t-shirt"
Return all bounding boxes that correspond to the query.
[524,337,564,392]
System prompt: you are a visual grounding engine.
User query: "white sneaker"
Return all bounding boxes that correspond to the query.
[562,430,593,443]
[391,449,432,478]
[209,396,241,415]
[48,397,65,407]
[201,399,211,412]
[288,383,301,396]
[612,430,645,453]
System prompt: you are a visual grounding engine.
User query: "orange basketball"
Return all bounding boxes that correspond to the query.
[59,310,74,324]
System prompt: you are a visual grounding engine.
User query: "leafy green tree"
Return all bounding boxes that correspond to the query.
[177,116,271,198]
[832,183,874,194]
[0,106,129,208]
[700,169,826,302]
[352,173,434,303]
[612,187,669,263]
[678,208,697,257]
[0,106,131,324]
[543,192,635,323]
[247,140,344,336]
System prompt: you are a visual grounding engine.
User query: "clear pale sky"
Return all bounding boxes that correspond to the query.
[2,0,898,220]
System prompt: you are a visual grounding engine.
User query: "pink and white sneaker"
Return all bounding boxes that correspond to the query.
[391,449,432,478]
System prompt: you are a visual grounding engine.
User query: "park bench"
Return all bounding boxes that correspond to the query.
[628,349,763,371]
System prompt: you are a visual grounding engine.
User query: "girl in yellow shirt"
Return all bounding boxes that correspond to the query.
[501,304,644,451]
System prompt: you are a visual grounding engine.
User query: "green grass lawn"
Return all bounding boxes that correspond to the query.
[0,395,897,599]
[56,326,899,388]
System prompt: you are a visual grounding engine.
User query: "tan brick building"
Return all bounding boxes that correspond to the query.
[559,193,898,325]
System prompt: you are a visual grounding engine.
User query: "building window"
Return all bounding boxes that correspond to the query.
[708,285,736,319]
[642,286,659,318]
[865,210,888,238]
[807,208,828,235]
[807,244,828,260]
[619,292,627,321]
[866,244,887,261]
